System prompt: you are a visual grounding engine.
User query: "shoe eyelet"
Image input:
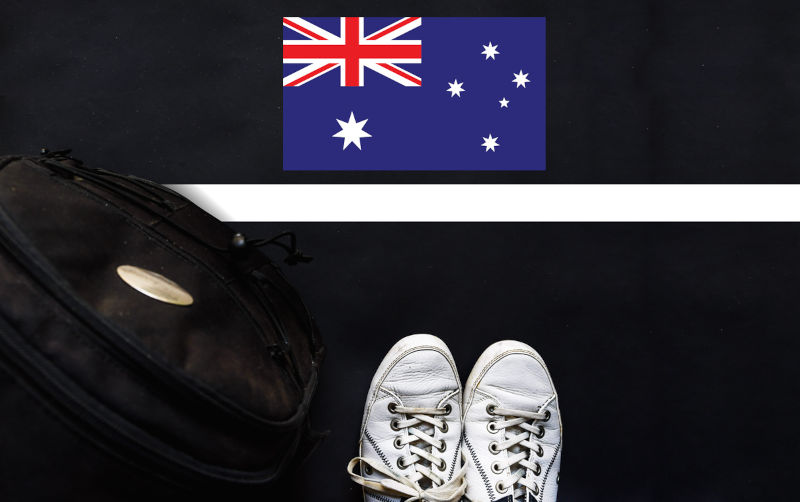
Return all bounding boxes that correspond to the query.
[393,436,403,449]
[533,462,541,476]
[533,483,540,495]
[397,457,407,469]
[437,441,447,453]
[388,402,398,413]
[486,403,496,415]
[487,421,499,433]
[543,410,551,422]
[535,444,544,457]
[436,459,447,471]
[390,419,401,431]
[496,481,508,494]
[439,420,449,434]
[363,463,373,475]
[488,441,500,454]
[443,403,452,415]
[491,461,503,474]
[534,425,545,439]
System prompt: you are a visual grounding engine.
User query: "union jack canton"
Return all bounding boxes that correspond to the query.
[282,17,422,87]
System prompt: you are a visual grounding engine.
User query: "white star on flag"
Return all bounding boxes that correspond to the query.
[481,42,500,60]
[482,134,500,152]
[512,70,530,88]
[499,97,510,108]
[447,79,466,97]
[332,112,372,150]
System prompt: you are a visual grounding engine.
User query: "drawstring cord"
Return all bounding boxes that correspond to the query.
[236,231,313,265]
[37,149,312,266]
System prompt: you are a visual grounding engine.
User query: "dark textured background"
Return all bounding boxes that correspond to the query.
[237,222,799,501]
[2,0,800,182]
[2,0,799,500]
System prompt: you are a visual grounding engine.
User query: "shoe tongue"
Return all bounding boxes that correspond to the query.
[382,349,457,408]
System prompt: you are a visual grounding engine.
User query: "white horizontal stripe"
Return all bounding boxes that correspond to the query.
[167,184,800,222]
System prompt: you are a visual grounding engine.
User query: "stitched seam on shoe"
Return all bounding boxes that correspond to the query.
[448,435,461,479]
[362,344,461,437]
[368,493,397,502]
[381,388,404,406]
[364,430,394,470]
[363,431,402,502]
[465,349,552,412]
[539,437,561,501]
[476,385,554,404]
[540,395,556,409]
[464,434,493,500]
[439,389,460,481]
[437,389,460,408]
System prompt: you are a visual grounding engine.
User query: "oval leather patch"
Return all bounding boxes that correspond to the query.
[116,265,194,306]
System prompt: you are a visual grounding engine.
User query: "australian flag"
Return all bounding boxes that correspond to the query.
[282,17,546,171]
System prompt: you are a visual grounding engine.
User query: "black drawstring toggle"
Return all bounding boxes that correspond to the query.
[230,231,313,265]
[230,232,248,249]
[40,147,74,158]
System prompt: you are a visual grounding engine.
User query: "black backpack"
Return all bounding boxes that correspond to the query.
[0,151,324,500]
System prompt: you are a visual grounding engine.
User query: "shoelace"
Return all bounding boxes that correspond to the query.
[347,405,468,502]
[346,453,468,502]
[487,406,550,500]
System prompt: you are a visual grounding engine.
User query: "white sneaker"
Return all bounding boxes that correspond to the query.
[347,334,468,502]
[461,341,562,502]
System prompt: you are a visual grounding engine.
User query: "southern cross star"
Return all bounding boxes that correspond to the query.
[499,97,510,108]
[481,42,500,60]
[447,79,466,97]
[332,112,372,150]
[512,70,530,88]
[482,134,500,152]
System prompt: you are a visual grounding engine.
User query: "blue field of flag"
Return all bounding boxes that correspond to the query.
[282,17,546,171]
